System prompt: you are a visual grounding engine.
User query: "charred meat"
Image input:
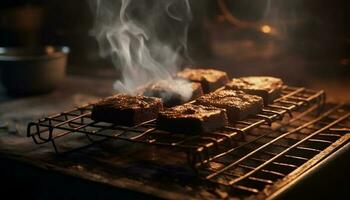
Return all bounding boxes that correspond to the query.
[225,76,283,105]
[139,79,203,107]
[157,104,228,134]
[177,68,229,93]
[195,90,263,121]
[91,94,163,126]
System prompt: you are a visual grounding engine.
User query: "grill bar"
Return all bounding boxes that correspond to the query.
[194,103,322,167]
[29,86,350,194]
[27,86,326,169]
[198,103,350,198]
[229,117,342,185]
[21,76,350,200]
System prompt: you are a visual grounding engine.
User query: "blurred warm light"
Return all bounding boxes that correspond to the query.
[261,25,272,34]
[340,58,350,66]
[45,46,55,54]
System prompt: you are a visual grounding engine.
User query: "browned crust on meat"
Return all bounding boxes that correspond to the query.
[225,76,283,105]
[194,90,263,121]
[157,104,228,133]
[177,68,230,93]
[91,94,163,126]
[139,79,204,107]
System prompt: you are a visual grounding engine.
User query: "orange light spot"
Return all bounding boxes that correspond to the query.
[261,25,272,34]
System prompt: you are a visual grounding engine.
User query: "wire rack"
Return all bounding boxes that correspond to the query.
[197,103,350,198]
[27,86,326,168]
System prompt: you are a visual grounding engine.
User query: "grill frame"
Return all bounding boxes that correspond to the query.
[25,85,350,199]
[27,86,325,167]
[197,103,350,198]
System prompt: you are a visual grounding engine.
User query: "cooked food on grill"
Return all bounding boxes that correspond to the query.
[139,79,203,107]
[194,90,263,121]
[225,76,283,105]
[91,94,163,126]
[157,104,228,133]
[176,68,229,93]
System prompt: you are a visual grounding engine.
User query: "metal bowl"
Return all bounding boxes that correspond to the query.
[0,46,69,96]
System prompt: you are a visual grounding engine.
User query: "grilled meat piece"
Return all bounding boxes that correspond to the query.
[195,90,263,121]
[139,79,204,107]
[176,68,229,93]
[157,104,228,134]
[225,76,283,105]
[91,94,163,126]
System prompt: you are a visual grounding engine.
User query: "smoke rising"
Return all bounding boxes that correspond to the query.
[89,0,193,99]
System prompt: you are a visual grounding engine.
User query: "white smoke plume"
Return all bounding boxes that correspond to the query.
[89,0,193,99]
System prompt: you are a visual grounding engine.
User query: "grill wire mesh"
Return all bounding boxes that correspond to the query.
[27,86,350,198]
[198,103,350,197]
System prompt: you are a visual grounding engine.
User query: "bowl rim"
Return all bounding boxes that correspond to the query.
[0,45,70,61]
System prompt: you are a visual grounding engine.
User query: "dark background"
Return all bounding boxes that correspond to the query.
[0,0,349,81]
[0,1,349,199]
[0,0,350,101]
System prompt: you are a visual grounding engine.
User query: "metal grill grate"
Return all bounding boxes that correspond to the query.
[26,86,350,198]
[197,103,350,197]
[27,86,325,168]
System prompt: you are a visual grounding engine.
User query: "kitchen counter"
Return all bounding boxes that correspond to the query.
[0,75,114,133]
